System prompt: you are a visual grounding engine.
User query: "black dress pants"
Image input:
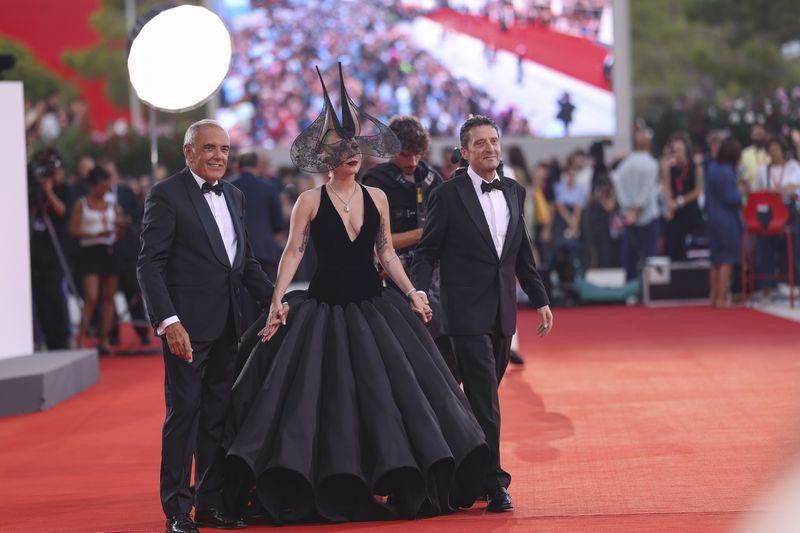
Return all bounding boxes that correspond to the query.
[160,313,238,517]
[31,266,70,350]
[450,327,512,493]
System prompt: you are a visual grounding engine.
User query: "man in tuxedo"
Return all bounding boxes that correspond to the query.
[411,115,553,512]
[361,115,457,378]
[137,119,275,533]
[228,149,285,328]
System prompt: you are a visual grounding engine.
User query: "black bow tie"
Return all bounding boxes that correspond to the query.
[481,179,503,194]
[202,182,224,196]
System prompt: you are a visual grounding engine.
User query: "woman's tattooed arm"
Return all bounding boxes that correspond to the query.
[376,216,388,252]
[299,221,311,253]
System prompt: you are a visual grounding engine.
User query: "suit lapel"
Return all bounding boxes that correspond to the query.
[455,175,497,257]
[499,178,519,261]
[222,182,245,269]
[181,170,231,267]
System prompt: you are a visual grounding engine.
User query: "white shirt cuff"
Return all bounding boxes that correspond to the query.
[157,315,180,336]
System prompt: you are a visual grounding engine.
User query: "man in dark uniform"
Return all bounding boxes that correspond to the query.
[229,149,286,329]
[361,115,458,379]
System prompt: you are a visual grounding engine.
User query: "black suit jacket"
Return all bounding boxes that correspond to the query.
[411,172,548,336]
[137,168,273,341]
[113,182,143,261]
[227,171,285,266]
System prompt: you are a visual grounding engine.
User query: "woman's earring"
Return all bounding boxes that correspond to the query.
[327,170,333,180]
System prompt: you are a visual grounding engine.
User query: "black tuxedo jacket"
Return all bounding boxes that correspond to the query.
[411,173,548,336]
[137,168,273,342]
[113,182,143,261]
[228,171,285,266]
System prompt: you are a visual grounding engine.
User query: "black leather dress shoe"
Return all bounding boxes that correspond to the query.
[509,349,524,365]
[194,508,247,530]
[486,487,513,512]
[166,513,199,533]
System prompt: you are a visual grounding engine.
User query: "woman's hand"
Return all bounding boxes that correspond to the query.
[258,300,290,342]
[409,291,432,323]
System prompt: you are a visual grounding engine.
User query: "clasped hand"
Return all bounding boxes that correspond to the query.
[258,300,290,342]
[410,291,432,323]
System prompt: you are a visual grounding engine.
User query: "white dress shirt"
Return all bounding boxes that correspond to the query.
[468,166,510,257]
[157,172,239,335]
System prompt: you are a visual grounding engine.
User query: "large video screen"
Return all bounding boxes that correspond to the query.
[213,0,615,149]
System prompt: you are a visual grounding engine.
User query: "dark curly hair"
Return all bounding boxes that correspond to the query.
[87,165,111,187]
[387,115,430,155]
[459,115,499,148]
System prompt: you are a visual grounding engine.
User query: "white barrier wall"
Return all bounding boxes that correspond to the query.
[0,82,33,359]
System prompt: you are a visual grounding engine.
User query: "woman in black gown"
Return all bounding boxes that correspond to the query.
[222,65,489,524]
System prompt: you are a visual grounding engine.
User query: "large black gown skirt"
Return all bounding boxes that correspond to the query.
[221,185,489,523]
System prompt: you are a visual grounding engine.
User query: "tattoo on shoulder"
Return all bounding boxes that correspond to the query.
[299,221,310,253]
[376,217,388,252]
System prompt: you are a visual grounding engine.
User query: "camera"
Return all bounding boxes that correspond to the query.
[28,148,64,209]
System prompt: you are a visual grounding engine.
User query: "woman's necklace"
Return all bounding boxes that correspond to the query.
[328,182,358,213]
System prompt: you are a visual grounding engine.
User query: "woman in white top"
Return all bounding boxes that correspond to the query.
[69,166,124,353]
[753,137,800,197]
[752,136,800,298]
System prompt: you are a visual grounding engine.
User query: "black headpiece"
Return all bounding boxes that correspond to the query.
[290,63,400,173]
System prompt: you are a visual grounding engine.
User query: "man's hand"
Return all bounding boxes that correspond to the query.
[623,208,639,226]
[165,322,193,363]
[536,305,553,337]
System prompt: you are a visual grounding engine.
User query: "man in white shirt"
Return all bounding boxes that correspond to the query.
[412,115,552,513]
[613,129,661,281]
[137,119,274,533]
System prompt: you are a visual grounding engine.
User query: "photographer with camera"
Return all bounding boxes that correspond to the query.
[29,148,74,350]
[361,115,459,378]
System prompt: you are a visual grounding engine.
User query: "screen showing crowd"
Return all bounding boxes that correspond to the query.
[213,0,615,148]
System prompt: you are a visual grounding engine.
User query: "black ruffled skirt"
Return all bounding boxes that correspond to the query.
[222,289,489,523]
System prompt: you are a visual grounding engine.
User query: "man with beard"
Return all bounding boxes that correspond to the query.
[740,123,770,192]
[361,115,459,379]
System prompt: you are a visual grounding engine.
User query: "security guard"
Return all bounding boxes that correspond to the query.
[361,116,458,378]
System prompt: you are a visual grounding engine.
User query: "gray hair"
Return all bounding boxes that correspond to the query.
[184,119,224,146]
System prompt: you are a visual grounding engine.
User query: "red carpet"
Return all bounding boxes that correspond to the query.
[426,9,612,91]
[2,306,799,532]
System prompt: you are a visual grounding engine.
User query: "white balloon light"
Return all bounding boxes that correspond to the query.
[128,5,231,112]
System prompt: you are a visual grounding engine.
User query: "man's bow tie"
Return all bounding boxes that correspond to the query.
[481,179,503,194]
[202,182,224,196]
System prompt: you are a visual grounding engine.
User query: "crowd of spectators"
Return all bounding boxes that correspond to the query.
[26,69,800,351]
[25,95,90,145]
[218,0,543,148]
[449,0,609,41]
[516,124,800,307]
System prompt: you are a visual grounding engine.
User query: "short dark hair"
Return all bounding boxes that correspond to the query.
[668,131,692,158]
[716,137,742,167]
[766,135,788,155]
[460,115,499,148]
[238,150,259,169]
[388,115,430,154]
[87,165,111,187]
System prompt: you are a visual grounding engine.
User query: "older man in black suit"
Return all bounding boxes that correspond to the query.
[137,119,275,533]
[411,115,553,513]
